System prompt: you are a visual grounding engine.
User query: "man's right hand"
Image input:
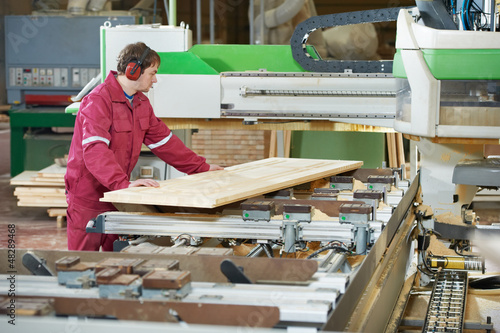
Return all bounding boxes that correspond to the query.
[129,179,160,188]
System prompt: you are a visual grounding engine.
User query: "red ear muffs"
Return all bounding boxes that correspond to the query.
[125,46,150,81]
[125,61,142,80]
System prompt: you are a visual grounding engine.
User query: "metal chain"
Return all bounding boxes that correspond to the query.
[290,7,410,73]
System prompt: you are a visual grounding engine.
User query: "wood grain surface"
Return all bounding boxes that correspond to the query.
[101,157,363,208]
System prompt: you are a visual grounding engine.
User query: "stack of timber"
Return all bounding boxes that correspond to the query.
[0,105,10,122]
[10,164,67,208]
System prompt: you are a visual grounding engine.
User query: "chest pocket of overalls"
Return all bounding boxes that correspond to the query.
[112,118,132,151]
[139,117,150,132]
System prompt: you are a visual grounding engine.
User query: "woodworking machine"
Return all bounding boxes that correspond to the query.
[85,3,500,221]
[1,169,420,332]
[15,0,500,331]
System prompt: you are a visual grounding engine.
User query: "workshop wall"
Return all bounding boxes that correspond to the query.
[192,129,268,167]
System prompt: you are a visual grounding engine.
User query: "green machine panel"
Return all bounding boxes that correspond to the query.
[10,109,76,177]
[158,44,319,75]
[393,48,500,80]
[291,131,385,169]
[23,132,72,172]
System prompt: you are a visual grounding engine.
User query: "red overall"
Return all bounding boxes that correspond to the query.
[64,71,210,251]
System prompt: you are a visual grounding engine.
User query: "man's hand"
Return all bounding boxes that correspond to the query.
[129,179,160,188]
[209,164,224,171]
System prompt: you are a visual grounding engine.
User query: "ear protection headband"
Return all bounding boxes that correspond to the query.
[125,47,151,81]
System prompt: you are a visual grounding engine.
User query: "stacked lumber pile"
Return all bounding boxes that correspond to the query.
[10,164,67,208]
[0,105,10,122]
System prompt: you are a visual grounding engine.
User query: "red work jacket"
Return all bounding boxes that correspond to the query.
[64,71,210,210]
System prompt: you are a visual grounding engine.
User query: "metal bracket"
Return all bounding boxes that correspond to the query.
[86,215,105,234]
[22,252,53,276]
[283,211,311,223]
[242,209,272,222]
[281,220,303,253]
[220,259,252,284]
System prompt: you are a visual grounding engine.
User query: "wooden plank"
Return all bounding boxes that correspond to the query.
[14,187,66,196]
[18,200,68,208]
[102,157,363,208]
[32,177,65,184]
[284,130,292,158]
[17,194,66,202]
[16,193,66,200]
[17,195,67,203]
[269,131,291,158]
[47,209,67,228]
[386,133,397,168]
[10,171,65,187]
[47,208,67,217]
[37,164,66,178]
[269,130,277,158]
[395,133,405,168]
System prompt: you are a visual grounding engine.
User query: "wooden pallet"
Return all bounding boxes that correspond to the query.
[102,157,363,208]
[47,208,67,228]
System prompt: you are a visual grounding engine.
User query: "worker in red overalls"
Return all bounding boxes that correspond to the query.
[64,42,222,251]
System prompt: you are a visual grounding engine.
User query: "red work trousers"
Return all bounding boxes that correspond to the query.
[66,200,118,251]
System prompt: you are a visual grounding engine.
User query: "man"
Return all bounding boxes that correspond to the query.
[65,42,222,251]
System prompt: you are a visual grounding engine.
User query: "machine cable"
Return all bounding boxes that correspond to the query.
[415,210,439,276]
[261,243,274,258]
[290,7,410,73]
[306,241,350,259]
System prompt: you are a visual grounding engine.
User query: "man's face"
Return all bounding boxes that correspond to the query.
[136,63,158,92]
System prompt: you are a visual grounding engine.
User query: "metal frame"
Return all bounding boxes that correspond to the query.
[323,173,419,331]
[88,213,387,245]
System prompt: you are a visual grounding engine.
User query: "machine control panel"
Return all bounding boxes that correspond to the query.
[4,14,135,104]
[8,67,98,88]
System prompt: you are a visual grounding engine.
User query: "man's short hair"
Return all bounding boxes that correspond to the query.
[116,42,161,75]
